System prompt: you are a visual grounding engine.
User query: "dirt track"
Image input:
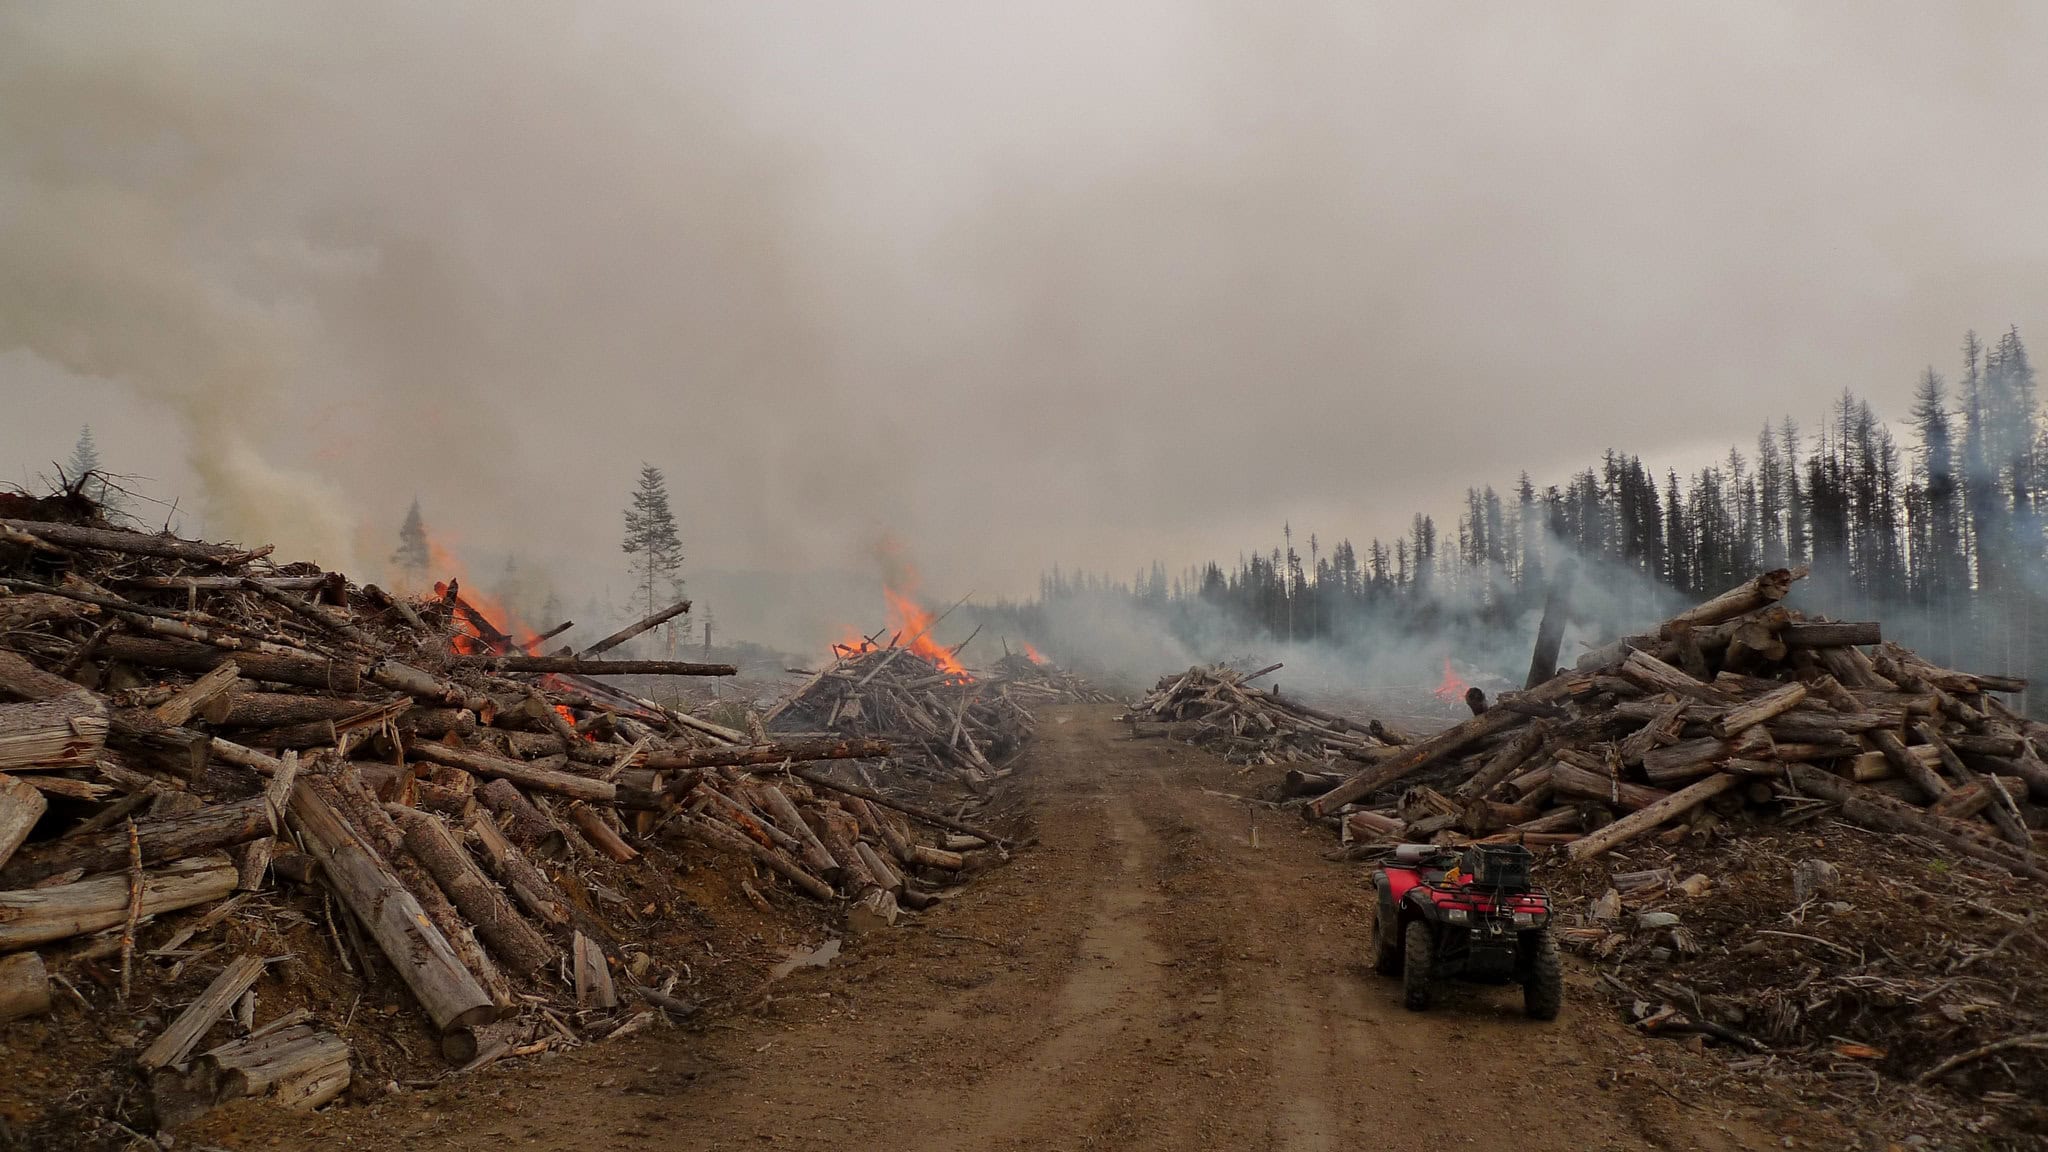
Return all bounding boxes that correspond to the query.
[243,705,1799,1151]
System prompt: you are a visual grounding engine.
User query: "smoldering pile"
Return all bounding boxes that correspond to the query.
[0,498,1012,1139]
[1125,662,1415,767]
[985,649,1119,706]
[1295,566,2048,1114]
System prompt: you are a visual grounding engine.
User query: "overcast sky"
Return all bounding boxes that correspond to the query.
[5,2,2047,637]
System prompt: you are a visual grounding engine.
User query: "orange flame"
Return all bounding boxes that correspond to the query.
[1022,642,1048,665]
[422,530,540,656]
[1432,656,1472,702]
[883,584,970,679]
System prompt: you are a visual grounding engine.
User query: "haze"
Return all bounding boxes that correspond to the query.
[5,2,2048,648]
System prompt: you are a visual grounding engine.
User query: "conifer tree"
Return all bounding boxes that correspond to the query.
[621,464,685,622]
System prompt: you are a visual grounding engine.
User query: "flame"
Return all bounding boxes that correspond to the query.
[421,529,540,655]
[883,583,970,679]
[1022,642,1048,665]
[1432,656,1472,702]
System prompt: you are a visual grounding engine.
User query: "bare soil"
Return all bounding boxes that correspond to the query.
[196,705,1853,1152]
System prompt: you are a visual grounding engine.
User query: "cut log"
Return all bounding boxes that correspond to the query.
[149,662,241,728]
[202,692,388,729]
[1710,682,1808,739]
[785,766,1010,847]
[0,520,247,563]
[755,785,835,876]
[1548,762,1674,811]
[465,813,571,927]
[93,637,362,694]
[1783,621,1882,648]
[1453,723,1548,803]
[567,802,640,864]
[1344,810,1406,840]
[572,931,618,1010]
[1786,764,2048,884]
[203,1024,351,1108]
[1870,729,1950,803]
[1619,650,1730,703]
[643,738,890,772]
[139,953,266,1071]
[0,952,51,1022]
[853,840,903,894]
[576,598,693,658]
[0,794,273,887]
[475,778,566,855]
[410,742,615,803]
[0,692,110,771]
[0,855,236,951]
[0,773,46,872]
[1307,675,1583,817]
[906,843,965,871]
[1659,567,1806,635]
[389,806,556,977]
[448,656,735,677]
[682,814,834,901]
[1565,774,1740,862]
[286,780,492,1032]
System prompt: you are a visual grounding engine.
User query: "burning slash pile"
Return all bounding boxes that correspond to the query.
[0,502,1012,1140]
[1126,662,1413,766]
[1298,566,2048,1120]
[765,631,1042,788]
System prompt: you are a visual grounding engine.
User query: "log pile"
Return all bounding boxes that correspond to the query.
[1302,567,2046,879]
[0,504,1016,1137]
[1126,662,1412,767]
[766,638,1041,788]
[985,650,1119,706]
[1285,565,2048,1113]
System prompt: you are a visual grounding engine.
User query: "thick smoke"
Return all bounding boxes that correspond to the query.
[5,4,2048,656]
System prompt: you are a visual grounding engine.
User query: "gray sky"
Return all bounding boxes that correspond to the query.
[5,2,2047,642]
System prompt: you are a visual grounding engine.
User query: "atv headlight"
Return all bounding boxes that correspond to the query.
[1444,908,1469,924]
[1513,911,1535,928]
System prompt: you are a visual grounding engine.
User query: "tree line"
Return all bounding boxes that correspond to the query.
[1020,328,2045,709]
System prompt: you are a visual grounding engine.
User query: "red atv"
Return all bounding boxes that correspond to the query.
[1370,843,1561,1019]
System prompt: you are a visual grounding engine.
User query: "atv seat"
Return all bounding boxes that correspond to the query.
[1391,843,1439,865]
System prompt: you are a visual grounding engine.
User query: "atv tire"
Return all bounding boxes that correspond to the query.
[1371,904,1402,976]
[1402,921,1434,1011]
[1523,928,1562,1021]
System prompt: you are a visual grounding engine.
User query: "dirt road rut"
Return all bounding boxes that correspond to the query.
[279,705,1782,1151]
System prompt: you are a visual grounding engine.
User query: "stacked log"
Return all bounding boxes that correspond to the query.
[0,508,1020,1128]
[1295,566,2045,883]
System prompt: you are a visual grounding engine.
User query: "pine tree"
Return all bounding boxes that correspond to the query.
[621,464,685,622]
[392,498,430,580]
[1780,417,1808,567]
[66,425,120,511]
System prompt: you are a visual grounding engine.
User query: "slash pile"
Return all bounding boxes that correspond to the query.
[985,650,1119,706]
[1288,565,2048,1124]
[0,501,1013,1141]
[765,639,1040,788]
[1126,662,1412,767]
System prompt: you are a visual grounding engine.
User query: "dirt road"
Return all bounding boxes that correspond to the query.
[248,705,1795,1151]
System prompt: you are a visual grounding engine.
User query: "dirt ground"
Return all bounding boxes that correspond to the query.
[209,705,1856,1152]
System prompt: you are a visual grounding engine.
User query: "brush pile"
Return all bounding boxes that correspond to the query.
[0,500,1012,1140]
[986,649,1119,706]
[1126,662,1413,767]
[766,639,1039,788]
[1297,566,2048,1116]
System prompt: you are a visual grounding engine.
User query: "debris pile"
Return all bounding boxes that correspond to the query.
[1291,565,2048,1112]
[0,502,1012,1139]
[985,649,1119,706]
[766,637,1041,788]
[1126,662,1413,766]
